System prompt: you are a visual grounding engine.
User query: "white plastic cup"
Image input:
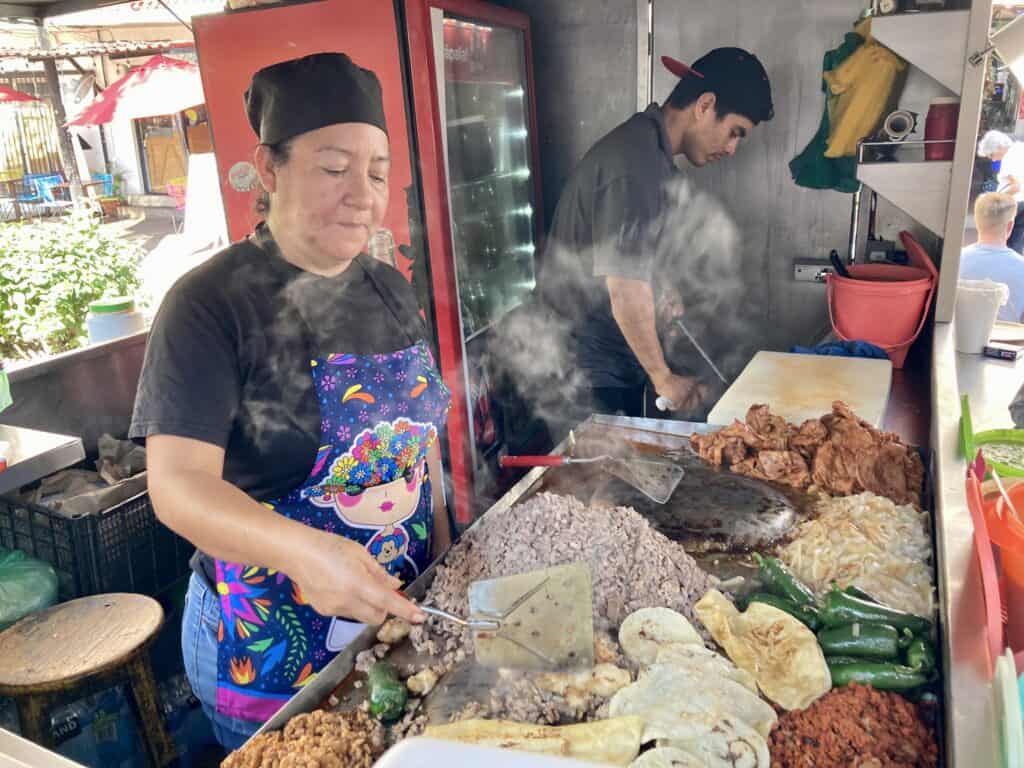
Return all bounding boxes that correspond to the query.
[955,279,1010,354]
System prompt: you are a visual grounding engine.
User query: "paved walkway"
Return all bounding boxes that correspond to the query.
[100,206,178,255]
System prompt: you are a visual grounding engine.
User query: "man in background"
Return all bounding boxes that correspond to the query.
[537,47,773,419]
[978,131,1024,253]
[961,192,1024,322]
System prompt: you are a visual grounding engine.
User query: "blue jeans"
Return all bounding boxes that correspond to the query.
[182,573,261,751]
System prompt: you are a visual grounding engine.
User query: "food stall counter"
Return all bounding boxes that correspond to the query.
[932,320,1024,768]
[0,425,85,497]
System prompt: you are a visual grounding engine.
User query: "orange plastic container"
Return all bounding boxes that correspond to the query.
[826,232,938,368]
[982,482,1024,654]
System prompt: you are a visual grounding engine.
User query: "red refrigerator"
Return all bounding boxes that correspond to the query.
[194,0,543,525]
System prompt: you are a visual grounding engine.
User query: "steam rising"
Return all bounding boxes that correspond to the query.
[485,177,753,437]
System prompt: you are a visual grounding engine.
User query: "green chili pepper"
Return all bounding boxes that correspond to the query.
[740,592,822,630]
[368,662,407,722]
[816,623,914,660]
[842,585,879,603]
[827,659,931,691]
[753,553,817,607]
[819,587,931,634]
[905,637,937,674]
[824,656,862,665]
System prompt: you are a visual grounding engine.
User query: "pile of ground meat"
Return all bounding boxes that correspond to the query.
[691,401,924,507]
[221,710,385,768]
[768,683,939,768]
[410,492,718,667]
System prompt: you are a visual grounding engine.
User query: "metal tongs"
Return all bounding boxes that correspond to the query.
[419,605,499,632]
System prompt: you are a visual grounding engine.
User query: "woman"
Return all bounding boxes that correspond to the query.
[978,130,1024,253]
[130,52,448,749]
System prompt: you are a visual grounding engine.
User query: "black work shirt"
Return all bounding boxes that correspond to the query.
[538,103,679,388]
[129,226,427,581]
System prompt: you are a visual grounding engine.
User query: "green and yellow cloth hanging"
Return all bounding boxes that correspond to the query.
[791,19,906,193]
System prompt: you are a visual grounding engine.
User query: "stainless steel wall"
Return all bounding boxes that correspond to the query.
[4,333,146,456]
[652,0,944,350]
[492,0,640,228]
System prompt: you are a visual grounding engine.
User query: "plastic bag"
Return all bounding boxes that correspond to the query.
[0,547,59,631]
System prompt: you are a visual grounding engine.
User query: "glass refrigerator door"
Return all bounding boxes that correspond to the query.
[433,11,539,340]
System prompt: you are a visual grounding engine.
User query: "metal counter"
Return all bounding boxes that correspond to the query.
[0,424,85,496]
[932,321,1023,768]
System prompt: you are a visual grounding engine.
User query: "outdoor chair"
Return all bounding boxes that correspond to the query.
[15,173,68,217]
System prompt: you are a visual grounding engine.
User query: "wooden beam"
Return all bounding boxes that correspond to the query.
[0,3,42,19]
[37,0,123,18]
[36,21,81,191]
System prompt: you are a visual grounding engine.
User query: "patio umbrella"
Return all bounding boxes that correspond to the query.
[0,85,38,104]
[66,54,204,127]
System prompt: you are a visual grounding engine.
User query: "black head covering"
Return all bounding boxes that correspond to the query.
[245,52,388,146]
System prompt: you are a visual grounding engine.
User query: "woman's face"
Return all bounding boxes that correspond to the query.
[258,122,390,270]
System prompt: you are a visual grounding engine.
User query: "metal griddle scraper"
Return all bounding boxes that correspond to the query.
[499,451,685,505]
[420,563,594,670]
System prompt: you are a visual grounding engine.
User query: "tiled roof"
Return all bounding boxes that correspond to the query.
[0,40,182,59]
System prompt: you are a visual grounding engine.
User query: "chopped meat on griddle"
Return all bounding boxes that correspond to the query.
[746,403,795,450]
[756,450,811,486]
[790,419,829,459]
[692,401,923,507]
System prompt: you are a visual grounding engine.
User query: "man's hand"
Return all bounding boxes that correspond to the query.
[656,287,685,325]
[652,371,708,412]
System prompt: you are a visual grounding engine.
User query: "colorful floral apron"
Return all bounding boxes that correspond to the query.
[212,282,450,723]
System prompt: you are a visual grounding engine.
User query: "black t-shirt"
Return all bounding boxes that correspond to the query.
[129,226,428,580]
[538,104,679,388]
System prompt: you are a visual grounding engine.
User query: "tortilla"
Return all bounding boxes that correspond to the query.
[659,713,769,768]
[610,663,777,739]
[654,642,759,693]
[629,747,705,768]
[619,607,703,665]
[694,588,831,711]
[424,716,644,766]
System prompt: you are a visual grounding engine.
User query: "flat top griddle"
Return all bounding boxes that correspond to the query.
[537,419,813,556]
[255,415,818,738]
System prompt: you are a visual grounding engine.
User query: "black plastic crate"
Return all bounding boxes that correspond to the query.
[0,490,192,601]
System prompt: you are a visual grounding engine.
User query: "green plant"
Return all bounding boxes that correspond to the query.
[0,210,143,360]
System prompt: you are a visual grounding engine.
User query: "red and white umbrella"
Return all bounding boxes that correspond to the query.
[66,54,204,127]
[0,85,39,104]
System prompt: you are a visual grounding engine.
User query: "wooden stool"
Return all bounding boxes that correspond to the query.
[0,593,177,767]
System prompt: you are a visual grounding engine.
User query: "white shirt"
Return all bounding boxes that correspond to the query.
[998,142,1024,202]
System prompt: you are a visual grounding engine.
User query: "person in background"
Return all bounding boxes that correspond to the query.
[961,192,1024,322]
[538,48,773,420]
[130,53,448,749]
[978,130,1024,252]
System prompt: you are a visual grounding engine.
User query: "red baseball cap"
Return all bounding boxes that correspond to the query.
[661,55,704,80]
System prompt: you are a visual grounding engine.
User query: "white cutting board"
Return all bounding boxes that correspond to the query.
[707,351,893,428]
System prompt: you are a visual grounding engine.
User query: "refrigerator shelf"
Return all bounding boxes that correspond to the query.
[450,169,529,191]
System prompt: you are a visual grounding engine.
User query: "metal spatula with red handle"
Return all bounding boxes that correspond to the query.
[499,452,684,504]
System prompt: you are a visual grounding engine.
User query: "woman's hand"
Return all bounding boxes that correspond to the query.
[290,531,426,626]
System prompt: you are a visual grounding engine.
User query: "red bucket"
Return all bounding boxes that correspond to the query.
[826,232,938,368]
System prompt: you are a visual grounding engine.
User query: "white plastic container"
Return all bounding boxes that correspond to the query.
[955,280,1010,354]
[86,296,145,345]
[374,738,606,768]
